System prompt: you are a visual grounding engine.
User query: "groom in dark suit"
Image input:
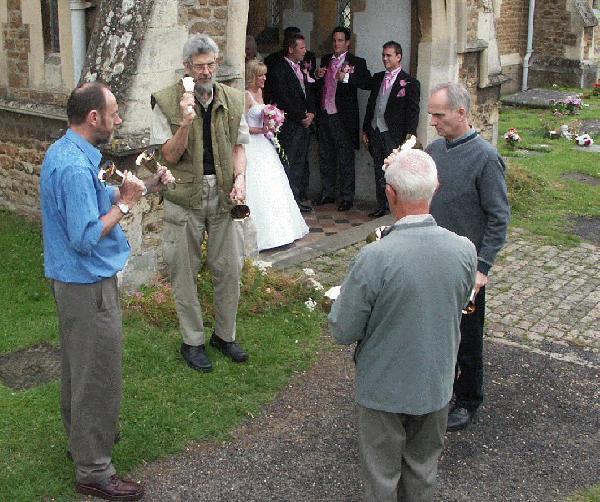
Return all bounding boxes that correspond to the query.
[363,41,420,218]
[315,26,371,211]
[264,33,315,212]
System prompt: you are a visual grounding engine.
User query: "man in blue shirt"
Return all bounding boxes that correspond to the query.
[41,82,173,501]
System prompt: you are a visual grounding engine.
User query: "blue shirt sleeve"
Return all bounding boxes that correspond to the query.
[59,168,105,256]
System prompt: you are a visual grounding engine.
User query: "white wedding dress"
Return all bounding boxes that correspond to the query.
[245,100,309,251]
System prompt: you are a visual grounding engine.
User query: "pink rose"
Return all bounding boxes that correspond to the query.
[399,79,407,87]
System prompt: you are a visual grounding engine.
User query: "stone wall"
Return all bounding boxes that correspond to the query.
[0,108,63,217]
[459,51,500,144]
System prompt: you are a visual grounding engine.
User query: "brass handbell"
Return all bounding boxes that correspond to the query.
[230,203,250,221]
[98,160,125,186]
[135,147,176,190]
[365,225,391,243]
[462,289,477,315]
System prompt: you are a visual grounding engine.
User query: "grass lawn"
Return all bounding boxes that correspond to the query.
[0,210,324,501]
[499,90,600,245]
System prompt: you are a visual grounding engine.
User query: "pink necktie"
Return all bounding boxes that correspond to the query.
[383,72,394,93]
[292,62,304,84]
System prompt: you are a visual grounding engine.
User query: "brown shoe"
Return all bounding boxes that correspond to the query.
[76,475,144,501]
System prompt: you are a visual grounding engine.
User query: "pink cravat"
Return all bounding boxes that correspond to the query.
[290,60,304,84]
[382,67,401,93]
[322,55,344,113]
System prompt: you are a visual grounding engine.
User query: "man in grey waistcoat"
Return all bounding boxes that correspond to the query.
[329,149,477,501]
[426,82,510,432]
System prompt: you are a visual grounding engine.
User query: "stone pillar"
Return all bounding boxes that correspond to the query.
[226,0,249,90]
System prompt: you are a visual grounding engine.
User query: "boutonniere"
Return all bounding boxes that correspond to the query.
[342,64,355,74]
[396,80,408,98]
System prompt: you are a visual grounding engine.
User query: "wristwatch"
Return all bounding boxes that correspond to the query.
[116,202,130,215]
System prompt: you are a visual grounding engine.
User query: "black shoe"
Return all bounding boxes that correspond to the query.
[210,335,249,363]
[446,406,476,432]
[337,201,353,211]
[180,343,213,372]
[297,202,312,213]
[368,208,390,218]
[313,196,335,205]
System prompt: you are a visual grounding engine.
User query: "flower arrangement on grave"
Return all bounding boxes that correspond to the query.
[504,128,521,147]
[574,133,594,147]
[549,96,583,116]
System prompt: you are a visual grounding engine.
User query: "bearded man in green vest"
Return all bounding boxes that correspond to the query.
[150,34,250,372]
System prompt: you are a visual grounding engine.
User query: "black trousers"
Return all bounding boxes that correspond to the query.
[368,128,395,210]
[317,113,355,203]
[280,120,310,201]
[455,286,485,411]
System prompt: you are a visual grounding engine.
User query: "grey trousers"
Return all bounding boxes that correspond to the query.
[357,404,449,502]
[51,277,122,484]
[163,176,244,346]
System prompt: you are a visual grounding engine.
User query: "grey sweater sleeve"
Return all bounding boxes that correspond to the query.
[476,155,511,274]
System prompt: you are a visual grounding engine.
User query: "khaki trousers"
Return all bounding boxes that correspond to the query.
[51,277,122,484]
[163,176,244,345]
[357,404,448,502]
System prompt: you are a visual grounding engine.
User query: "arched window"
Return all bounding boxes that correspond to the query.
[336,0,352,28]
[41,0,60,54]
[268,0,281,28]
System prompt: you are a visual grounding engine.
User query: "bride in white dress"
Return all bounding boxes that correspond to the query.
[244,59,309,251]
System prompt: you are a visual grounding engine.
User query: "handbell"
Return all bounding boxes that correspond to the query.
[365,225,391,243]
[98,160,125,186]
[230,203,250,221]
[462,289,477,315]
[136,147,176,190]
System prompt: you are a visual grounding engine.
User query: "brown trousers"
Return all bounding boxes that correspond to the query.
[51,277,122,484]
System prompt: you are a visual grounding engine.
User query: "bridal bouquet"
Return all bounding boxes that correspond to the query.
[263,104,287,162]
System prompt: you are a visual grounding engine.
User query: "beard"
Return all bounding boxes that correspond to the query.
[195,76,215,94]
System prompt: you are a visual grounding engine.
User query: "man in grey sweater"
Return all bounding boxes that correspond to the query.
[329,149,476,501]
[426,82,510,431]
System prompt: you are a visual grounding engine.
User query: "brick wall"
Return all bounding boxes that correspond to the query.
[497,0,529,57]
[533,0,576,58]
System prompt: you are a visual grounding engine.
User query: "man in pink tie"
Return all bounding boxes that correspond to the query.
[264,33,316,213]
[363,41,420,218]
[314,26,371,212]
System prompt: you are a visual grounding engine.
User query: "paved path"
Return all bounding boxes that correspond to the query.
[119,227,599,502]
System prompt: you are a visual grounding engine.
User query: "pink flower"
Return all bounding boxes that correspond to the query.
[397,88,406,98]
[342,64,355,74]
[399,79,407,87]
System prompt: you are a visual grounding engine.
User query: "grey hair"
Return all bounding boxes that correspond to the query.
[430,82,471,115]
[384,149,438,202]
[183,34,219,62]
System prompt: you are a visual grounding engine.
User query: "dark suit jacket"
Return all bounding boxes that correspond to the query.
[264,54,316,124]
[264,49,317,81]
[363,69,420,146]
[317,52,371,150]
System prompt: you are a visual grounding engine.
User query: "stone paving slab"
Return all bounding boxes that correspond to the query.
[487,228,599,368]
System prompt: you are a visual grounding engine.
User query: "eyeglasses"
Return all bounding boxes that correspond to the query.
[190,62,217,71]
